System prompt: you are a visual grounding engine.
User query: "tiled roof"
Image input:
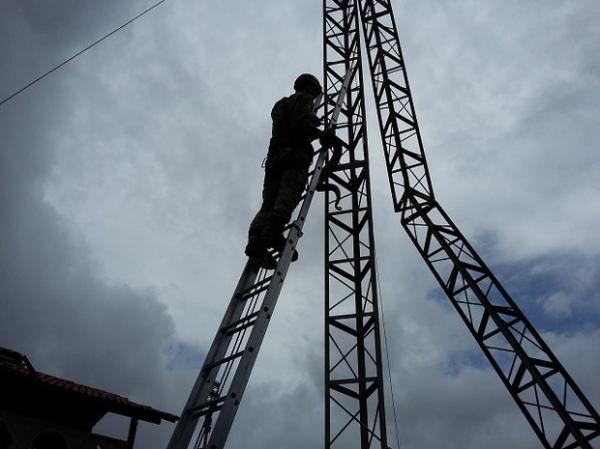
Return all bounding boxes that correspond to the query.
[0,346,178,424]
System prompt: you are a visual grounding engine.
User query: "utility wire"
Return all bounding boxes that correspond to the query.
[0,0,170,108]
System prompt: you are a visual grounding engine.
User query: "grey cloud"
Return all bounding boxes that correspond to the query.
[400,0,600,261]
[0,101,187,440]
[539,291,573,318]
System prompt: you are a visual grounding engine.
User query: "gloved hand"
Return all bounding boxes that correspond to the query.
[321,136,344,150]
[319,128,337,147]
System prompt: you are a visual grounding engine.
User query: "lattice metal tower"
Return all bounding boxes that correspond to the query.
[167,1,600,449]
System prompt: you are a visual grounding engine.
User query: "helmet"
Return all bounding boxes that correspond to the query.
[294,73,322,96]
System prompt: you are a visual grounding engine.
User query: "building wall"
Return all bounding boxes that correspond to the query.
[0,410,127,449]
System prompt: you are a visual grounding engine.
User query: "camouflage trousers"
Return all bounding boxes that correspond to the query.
[248,166,309,245]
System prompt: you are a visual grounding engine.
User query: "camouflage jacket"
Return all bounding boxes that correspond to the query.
[267,92,322,170]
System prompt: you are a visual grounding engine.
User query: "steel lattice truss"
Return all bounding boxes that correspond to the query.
[355,0,600,448]
[167,1,600,449]
[324,0,388,448]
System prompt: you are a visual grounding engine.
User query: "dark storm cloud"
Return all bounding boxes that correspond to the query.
[0,1,191,444]
[0,96,186,442]
[1,1,141,96]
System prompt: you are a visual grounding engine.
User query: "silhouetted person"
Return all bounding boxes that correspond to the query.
[245,73,339,268]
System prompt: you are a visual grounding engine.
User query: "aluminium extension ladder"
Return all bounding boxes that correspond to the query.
[167,67,354,449]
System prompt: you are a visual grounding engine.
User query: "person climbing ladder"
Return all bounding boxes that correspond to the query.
[245,73,341,268]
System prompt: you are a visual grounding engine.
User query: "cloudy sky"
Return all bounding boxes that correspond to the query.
[1,0,599,448]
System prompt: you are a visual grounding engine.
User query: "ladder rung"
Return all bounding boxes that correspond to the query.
[204,350,245,372]
[236,276,273,301]
[237,283,269,302]
[188,396,226,418]
[194,404,222,418]
[222,311,260,336]
[227,318,257,336]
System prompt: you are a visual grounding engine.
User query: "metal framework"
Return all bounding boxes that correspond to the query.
[323,1,388,448]
[168,1,600,449]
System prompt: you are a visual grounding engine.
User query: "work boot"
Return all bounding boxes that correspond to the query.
[247,252,278,270]
[244,238,265,259]
[259,251,278,270]
[246,239,279,270]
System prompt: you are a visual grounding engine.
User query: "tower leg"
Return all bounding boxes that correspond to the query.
[324,1,390,447]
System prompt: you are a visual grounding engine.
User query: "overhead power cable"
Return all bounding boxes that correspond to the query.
[0,0,170,108]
